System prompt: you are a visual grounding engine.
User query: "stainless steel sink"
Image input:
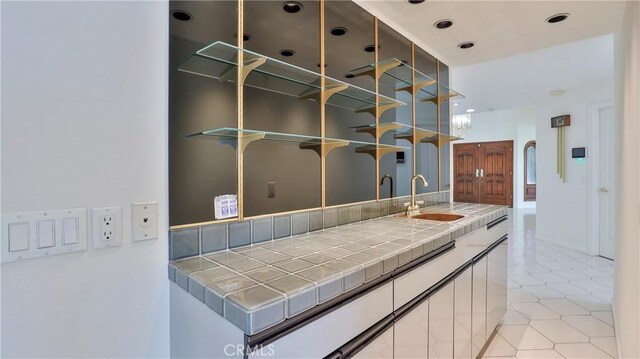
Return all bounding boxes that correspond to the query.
[412,213,465,222]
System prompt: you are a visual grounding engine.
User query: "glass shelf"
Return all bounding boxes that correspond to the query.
[347,59,438,98]
[178,41,405,116]
[419,83,466,105]
[347,58,467,104]
[350,122,458,146]
[188,127,408,159]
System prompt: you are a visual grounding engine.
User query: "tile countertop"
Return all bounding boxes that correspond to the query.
[168,203,508,335]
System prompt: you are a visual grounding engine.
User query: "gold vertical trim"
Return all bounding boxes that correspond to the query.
[436,61,441,191]
[237,0,245,220]
[320,0,326,207]
[374,17,380,200]
[411,43,417,178]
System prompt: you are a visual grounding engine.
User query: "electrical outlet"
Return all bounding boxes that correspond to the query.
[92,207,122,249]
[131,202,158,242]
[267,182,276,198]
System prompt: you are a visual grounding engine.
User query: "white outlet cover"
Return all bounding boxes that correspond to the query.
[91,207,122,249]
[131,202,158,242]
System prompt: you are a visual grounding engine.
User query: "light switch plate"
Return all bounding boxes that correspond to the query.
[131,202,158,241]
[92,207,122,249]
[1,208,88,264]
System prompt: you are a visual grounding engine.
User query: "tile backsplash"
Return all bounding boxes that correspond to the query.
[169,191,450,260]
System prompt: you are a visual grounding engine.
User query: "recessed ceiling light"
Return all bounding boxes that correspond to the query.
[453,102,460,106]
[549,89,565,96]
[546,13,570,24]
[234,33,251,41]
[408,0,425,4]
[282,1,303,13]
[171,10,192,21]
[466,109,475,113]
[364,45,376,53]
[458,42,475,49]
[330,27,348,36]
[280,49,295,57]
[434,19,453,29]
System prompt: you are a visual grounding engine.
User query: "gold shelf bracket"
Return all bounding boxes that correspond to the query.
[396,79,436,94]
[355,102,403,117]
[300,139,349,157]
[354,122,403,139]
[220,56,267,84]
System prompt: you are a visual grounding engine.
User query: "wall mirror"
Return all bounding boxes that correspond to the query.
[439,62,452,192]
[169,0,238,226]
[242,0,322,216]
[414,46,439,194]
[377,21,412,199]
[325,0,376,206]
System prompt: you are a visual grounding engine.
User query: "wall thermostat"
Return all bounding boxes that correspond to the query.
[571,147,586,158]
[551,114,571,128]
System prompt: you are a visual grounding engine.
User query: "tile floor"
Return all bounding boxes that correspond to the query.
[482,209,617,359]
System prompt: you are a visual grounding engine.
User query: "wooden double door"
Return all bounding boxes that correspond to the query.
[453,140,513,206]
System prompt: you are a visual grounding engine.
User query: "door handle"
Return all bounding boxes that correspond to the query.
[600,187,609,193]
[480,169,484,177]
[475,169,479,177]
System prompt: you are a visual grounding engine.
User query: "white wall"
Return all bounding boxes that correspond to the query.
[534,78,613,253]
[1,2,170,358]
[613,1,640,358]
[451,107,536,208]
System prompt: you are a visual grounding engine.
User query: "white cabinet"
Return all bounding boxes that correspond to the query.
[353,326,394,359]
[454,266,473,359]
[394,300,429,359]
[471,257,487,359]
[429,281,454,359]
[487,242,508,335]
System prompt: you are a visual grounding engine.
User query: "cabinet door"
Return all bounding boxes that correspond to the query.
[429,281,454,359]
[394,300,429,359]
[454,267,473,359]
[353,326,394,359]
[487,242,508,335]
[471,257,487,358]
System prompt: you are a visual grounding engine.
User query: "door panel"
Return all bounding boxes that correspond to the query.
[394,300,429,359]
[454,267,473,359]
[599,106,615,259]
[487,243,508,336]
[479,142,513,206]
[471,257,487,359]
[453,143,479,203]
[429,282,454,359]
[353,326,394,359]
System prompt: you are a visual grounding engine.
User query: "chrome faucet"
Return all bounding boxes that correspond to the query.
[380,174,393,199]
[405,174,428,217]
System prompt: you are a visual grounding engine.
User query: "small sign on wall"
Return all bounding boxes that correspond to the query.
[214,195,238,219]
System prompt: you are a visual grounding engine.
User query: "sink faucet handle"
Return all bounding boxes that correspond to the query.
[416,200,424,205]
[403,202,411,208]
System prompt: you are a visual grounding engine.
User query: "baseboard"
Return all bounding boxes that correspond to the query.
[535,235,588,254]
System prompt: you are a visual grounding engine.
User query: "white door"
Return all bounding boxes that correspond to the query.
[599,106,615,259]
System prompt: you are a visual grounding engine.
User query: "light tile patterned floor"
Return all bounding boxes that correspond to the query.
[482,209,617,359]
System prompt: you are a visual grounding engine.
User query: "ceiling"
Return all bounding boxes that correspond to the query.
[355,0,626,67]
[449,33,614,114]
